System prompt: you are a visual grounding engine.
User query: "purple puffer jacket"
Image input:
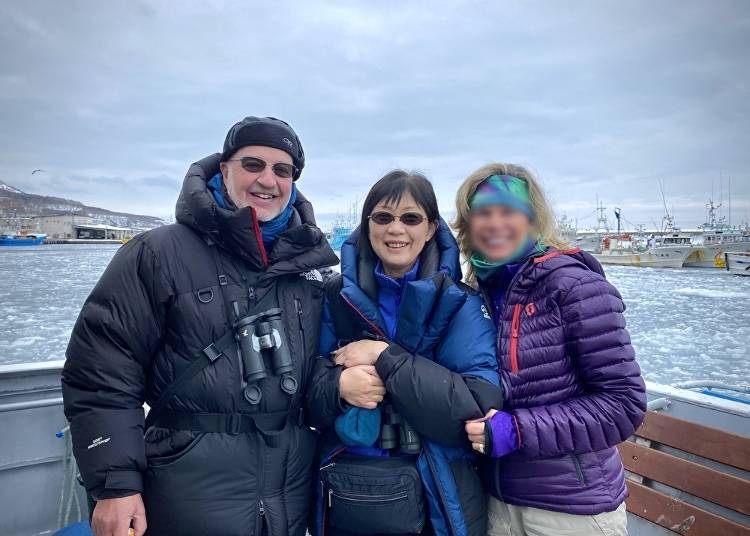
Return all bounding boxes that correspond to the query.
[479,248,646,515]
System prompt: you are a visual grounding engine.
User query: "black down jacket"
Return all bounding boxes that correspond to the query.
[62,153,339,535]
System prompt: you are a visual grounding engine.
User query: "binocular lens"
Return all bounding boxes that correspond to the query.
[234,308,298,402]
[379,424,399,450]
[379,404,421,454]
[236,317,267,383]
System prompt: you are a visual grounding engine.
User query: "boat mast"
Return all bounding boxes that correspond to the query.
[614,207,622,236]
[728,175,732,229]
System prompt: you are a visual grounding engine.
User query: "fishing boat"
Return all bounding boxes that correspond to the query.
[592,234,693,268]
[1,360,748,535]
[572,199,611,253]
[725,252,750,276]
[685,199,750,268]
[328,222,354,251]
[327,200,359,252]
[0,231,46,246]
[591,208,694,268]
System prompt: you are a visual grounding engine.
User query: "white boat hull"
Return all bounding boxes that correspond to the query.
[592,247,691,268]
[685,243,750,268]
[725,252,750,276]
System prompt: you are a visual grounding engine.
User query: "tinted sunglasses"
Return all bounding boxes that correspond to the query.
[226,156,297,179]
[368,211,426,226]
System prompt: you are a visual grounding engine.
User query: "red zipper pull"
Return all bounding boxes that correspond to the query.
[509,304,522,373]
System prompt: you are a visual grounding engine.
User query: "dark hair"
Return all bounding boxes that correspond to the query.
[360,170,439,238]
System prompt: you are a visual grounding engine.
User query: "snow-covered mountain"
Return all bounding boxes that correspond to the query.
[0,180,166,229]
[0,181,24,194]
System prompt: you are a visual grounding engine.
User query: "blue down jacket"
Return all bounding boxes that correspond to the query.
[306,220,503,535]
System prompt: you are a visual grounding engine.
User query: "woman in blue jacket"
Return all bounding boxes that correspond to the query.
[306,170,504,535]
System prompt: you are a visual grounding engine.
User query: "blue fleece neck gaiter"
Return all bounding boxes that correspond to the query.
[207,172,297,247]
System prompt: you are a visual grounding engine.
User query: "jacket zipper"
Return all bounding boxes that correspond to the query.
[259,499,266,531]
[493,259,531,374]
[295,297,307,391]
[571,454,585,486]
[340,293,386,339]
[258,435,266,533]
[424,450,457,536]
[295,298,305,355]
[509,303,523,373]
[250,207,269,267]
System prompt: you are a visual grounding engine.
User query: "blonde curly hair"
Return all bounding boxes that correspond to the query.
[452,163,568,285]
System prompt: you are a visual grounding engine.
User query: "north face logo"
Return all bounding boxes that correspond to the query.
[300,269,323,282]
[87,436,111,450]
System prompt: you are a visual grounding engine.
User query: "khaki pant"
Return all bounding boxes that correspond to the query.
[487,495,627,536]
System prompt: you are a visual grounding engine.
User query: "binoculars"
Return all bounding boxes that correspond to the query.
[234,306,297,405]
[379,403,421,455]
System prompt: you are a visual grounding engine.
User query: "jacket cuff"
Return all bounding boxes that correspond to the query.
[89,469,143,500]
[94,488,141,500]
[332,365,351,412]
[105,469,143,493]
[374,343,409,380]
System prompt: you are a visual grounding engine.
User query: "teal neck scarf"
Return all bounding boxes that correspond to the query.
[470,238,545,280]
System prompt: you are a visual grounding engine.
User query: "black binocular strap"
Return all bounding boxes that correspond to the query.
[145,329,236,430]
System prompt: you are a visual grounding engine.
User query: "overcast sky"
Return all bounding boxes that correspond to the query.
[1,1,748,230]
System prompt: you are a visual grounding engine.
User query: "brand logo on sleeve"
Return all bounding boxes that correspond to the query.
[480,304,491,319]
[87,436,111,450]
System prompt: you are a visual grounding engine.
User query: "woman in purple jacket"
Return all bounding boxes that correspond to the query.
[456,163,647,535]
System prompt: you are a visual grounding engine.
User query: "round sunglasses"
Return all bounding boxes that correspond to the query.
[226,156,297,179]
[368,211,426,226]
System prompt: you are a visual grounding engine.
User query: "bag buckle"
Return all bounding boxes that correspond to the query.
[228,413,242,435]
[202,343,222,362]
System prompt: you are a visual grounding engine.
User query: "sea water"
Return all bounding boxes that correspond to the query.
[1,244,748,385]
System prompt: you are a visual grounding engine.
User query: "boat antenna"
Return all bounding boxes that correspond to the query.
[614,207,622,236]
[658,179,674,232]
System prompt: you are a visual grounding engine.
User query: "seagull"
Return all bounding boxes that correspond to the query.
[31,169,45,175]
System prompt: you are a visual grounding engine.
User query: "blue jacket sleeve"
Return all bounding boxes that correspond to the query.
[375,294,503,447]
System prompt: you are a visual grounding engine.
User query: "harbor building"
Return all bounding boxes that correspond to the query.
[30,213,134,240]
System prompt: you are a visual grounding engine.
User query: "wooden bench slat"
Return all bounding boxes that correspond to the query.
[625,480,750,535]
[636,411,750,471]
[619,441,750,515]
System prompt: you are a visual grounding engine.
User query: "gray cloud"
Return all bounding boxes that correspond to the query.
[1,0,748,228]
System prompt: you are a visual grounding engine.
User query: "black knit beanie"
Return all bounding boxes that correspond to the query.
[221,116,305,180]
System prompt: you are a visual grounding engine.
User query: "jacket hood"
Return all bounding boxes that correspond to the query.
[175,153,338,273]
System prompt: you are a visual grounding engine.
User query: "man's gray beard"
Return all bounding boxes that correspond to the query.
[227,190,290,221]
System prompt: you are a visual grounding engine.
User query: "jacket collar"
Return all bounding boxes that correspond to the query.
[175,153,338,273]
[338,218,466,346]
[373,259,420,292]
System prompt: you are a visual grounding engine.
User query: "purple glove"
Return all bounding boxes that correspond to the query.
[486,411,519,458]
